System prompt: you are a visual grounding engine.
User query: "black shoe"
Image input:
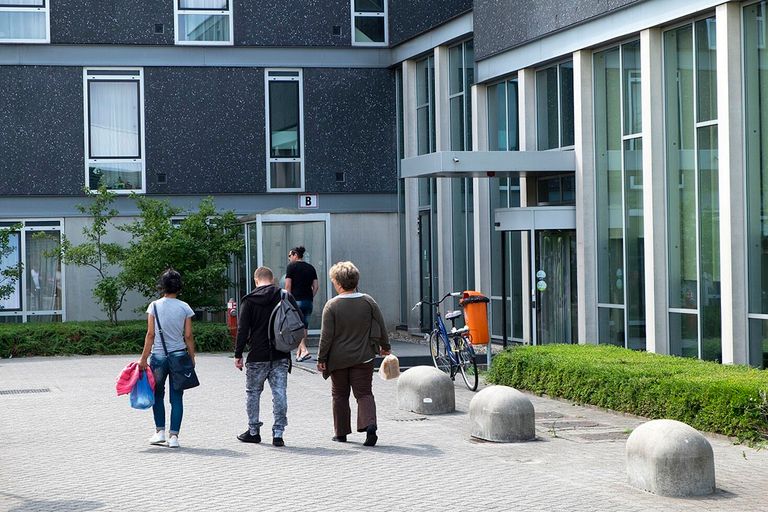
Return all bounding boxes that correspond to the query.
[331,435,347,442]
[272,437,285,447]
[363,425,378,447]
[237,431,261,444]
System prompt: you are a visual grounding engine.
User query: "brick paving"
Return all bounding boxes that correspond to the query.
[1,354,768,511]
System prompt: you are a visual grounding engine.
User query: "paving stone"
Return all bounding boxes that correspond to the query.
[1,354,767,511]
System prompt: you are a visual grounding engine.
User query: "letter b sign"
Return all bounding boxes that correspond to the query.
[298,194,318,209]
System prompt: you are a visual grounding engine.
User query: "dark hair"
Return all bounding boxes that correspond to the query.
[158,268,182,295]
[290,246,306,259]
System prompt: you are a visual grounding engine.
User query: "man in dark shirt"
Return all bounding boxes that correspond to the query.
[285,246,318,361]
[234,266,298,447]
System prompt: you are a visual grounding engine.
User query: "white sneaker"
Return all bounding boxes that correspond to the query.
[168,435,180,448]
[149,431,166,445]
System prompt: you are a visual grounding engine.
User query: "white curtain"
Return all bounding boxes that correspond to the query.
[0,11,45,39]
[89,81,140,158]
[180,0,227,9]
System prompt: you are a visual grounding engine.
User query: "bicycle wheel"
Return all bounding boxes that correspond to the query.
[429,330,452,375]
[456,336,478,391]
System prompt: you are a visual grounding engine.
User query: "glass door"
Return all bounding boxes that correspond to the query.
[534,230,577,344]
[246,215,330,334]
[418,210,433,331]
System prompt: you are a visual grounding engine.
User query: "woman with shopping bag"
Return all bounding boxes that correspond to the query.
[138,269,197,448]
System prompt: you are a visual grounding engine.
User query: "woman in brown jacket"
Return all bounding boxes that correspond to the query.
[316,261,391,446]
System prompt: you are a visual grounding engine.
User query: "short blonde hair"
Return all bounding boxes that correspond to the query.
[329,261,359,291]
[254,266,274,283]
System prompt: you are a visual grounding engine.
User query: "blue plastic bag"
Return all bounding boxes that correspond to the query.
[130,369,155,410]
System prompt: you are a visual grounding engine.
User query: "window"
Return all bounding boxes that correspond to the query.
[745,2,768,367]
[175,0,233,45]
[664,17,720,361]
[487,77,519,151]
[351,0,387,46]
[266,69,304,192]
[416,55,435,155]
[536,61,574,150]
[0,220,63,323]
[84,68,145,193]
[594,40,645,351]
[0,0,49,43]
[449,39,474,151]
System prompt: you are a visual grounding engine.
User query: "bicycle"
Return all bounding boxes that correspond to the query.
[412,292,478,391]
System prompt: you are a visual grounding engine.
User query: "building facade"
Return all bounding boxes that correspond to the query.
[2,1,767,368]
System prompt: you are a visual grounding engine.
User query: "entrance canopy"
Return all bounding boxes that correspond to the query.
[495,206,576,232]
[400,150,575,179]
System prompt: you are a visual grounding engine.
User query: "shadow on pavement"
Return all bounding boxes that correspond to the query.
[355,443,444,457]
[3,496,104,512]
[140,446,248,458]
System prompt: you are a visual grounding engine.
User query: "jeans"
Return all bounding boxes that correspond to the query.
[295,299,313,329]
[245,359,289,437]
[150,352,185,435]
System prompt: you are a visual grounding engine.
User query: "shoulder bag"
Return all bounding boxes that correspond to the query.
[153,303,200,391]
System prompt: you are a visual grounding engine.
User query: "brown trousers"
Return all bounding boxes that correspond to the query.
[330,361,376,436]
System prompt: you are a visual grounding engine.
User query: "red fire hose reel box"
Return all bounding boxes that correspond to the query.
[226,298,238,341]
[459,291,490,345]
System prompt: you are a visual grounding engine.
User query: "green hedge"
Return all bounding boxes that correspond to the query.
[487,344,768,444]
[0,320,233,358]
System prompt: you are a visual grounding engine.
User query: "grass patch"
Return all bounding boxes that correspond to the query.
[487,344,768,444]
[0,320,233,358]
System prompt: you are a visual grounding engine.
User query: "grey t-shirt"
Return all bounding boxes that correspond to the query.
[147,297,195,355]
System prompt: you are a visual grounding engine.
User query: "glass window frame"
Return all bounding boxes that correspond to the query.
[83,68,146,194]
[593,38,645,351]
[350,0,388,47]
[448,39,474,151]
[265,68,305,193]
[535,59,575,151]
[416,54,436,156]
[174,0,233,46]
[0,219,64,323]
[662,14,720,361]
[0,0,49,44]
[486,75,519,152]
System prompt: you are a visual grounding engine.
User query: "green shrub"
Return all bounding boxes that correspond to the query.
[487,344,768,444]
[0,320,233,358]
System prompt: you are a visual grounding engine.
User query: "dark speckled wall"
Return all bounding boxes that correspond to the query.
[0,67,84,195]
[235,0,351,47]
[144,67,265,194]
[51,0,175,45]
[474,0,646,60]
[303,68,397,194]
[389,0,472,46]
[0,66,397,196]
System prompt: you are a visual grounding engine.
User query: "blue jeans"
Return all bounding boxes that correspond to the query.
[245,359,289,437]
[150,352,185,435]
[296,299,313,329]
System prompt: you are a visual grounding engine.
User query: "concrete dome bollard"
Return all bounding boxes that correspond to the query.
[469,385,535,442]
[626,419,715,497]
[397,366,455,415]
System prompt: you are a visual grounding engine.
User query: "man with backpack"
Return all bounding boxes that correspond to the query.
[234,266,301,447]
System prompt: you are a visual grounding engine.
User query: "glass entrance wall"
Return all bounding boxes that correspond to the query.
[664,17,721,361]
[536,230,577,343]
[242,217,328,331]
[487,76,523,342]
[594,40,645,350]
[536,61,574,150]
[745,1,768,367]
[0,220,63,323]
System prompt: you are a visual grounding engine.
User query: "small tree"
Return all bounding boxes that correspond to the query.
[58,186,129,324]
[0,224,22,306]
[121,197,243,311]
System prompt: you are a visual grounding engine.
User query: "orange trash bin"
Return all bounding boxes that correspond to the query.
[459,291,490,345]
